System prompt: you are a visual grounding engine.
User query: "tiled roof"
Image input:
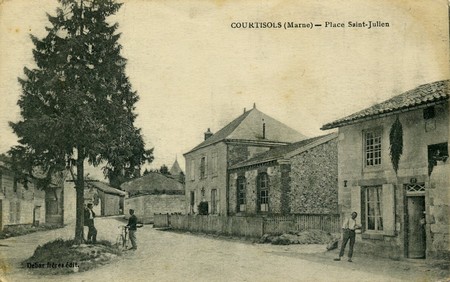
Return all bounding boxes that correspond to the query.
[185,107,306,154]
[229,133,337,169]
[120,172,184,193]
[88,181,127,196]
[321,80,449,130]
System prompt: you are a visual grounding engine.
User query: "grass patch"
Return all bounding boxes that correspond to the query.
[23,239,122,275]
[0,224,62,239]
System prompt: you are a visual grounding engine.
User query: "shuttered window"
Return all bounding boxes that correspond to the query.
[356,184,395,235]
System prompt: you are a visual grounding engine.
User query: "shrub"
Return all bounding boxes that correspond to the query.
[198,201,209,215]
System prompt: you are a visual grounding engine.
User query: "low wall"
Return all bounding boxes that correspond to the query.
[125,194,185,224]
[154,214,340,238]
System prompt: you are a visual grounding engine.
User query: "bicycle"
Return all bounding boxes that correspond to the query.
[115,225,129,250]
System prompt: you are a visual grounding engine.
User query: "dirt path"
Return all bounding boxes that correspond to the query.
[1,217,448,282]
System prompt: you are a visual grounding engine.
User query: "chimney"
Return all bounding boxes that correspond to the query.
[204,128,213,140]
[262,119,266,139]
[243,107,246,114]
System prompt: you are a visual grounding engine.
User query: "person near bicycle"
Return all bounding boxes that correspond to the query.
[126,209,138,250]
[84,203,97,244]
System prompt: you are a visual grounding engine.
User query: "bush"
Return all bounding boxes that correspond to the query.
[0,224,62,239]
[23,239,121,275]
[198,201,209,215]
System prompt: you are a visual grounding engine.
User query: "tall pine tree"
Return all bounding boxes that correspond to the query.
[9,0,152,243]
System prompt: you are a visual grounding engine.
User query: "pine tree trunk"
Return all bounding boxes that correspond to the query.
[74,147,85,244]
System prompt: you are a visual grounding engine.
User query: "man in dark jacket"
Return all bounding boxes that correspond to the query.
[84,203,97,244]
[126,209,138,250]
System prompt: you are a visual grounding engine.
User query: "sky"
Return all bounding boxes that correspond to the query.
[0,0,448,180]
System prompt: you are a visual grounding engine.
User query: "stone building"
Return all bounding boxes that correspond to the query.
[121,172,185,223]
[228,133,338,215]
[184,104,306,215]
[0,157,46,230]
[321,80,449,260]
[84,181,127,216]
[45,170,76,225]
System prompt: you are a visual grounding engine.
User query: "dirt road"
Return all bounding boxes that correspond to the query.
[1,217,446,282]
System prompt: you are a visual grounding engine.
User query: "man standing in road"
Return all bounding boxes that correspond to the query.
[127,209,138,250]
[334,211,361,262]
[84,203,97,244]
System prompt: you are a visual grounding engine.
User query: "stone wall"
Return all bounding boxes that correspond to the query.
[228,166,283,215]
[428,162,450,259]
[125,194,185,223]
[289,138,338,214]
[227,144,270,167]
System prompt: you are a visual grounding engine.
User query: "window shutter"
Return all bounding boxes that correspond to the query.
[350,186,362,226]
[190,159,195,180]
[205,156,208,178]
[382,184,395,236]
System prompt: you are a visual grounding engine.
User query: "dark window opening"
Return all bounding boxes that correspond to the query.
[257,173,269,212]
[428,143,449,175]
[200,157,206,179]
[237,176,246,212]
[423,106,436,120]
[190,191,195,213]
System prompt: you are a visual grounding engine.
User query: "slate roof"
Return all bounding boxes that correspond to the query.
[230,133,337,169]
[321,80,449,130]
[88,181,127,196]
[185,107,306,154]
[169,159,183,175]
[120,172,184,194]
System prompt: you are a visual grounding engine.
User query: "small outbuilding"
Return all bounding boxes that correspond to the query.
[121,172,185,223]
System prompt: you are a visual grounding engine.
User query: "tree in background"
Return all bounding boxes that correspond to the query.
[9,0,152,243]
[159,164,170,175]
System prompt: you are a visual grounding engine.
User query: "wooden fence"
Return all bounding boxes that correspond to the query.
[153,214,340,237]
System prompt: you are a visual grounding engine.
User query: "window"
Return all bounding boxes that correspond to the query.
[190,159,195,180]
[211,153,218,176]
[237,176,246,212]
[200,157,206,179]
[424,106,436,131]
[428,142,449,175]
[9,201,20,223]
[257,173,269,212]
[423,106,435,120]
[364,129,382,167]
[364,186,383,231]
[190,191,195,213]
[211,189,217,214]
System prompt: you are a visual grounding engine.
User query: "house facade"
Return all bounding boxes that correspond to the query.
[121,172,185,223]
[322,80,449,260]
[228,133,338,215]
[45,170,76,225]
[84,181,127,216]
[184,105,306,215]
[0,158,46,230]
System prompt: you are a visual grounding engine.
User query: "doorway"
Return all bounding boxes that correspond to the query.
[406,195,426,258]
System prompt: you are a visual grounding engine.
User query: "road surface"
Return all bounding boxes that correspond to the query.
[1,217,443,282]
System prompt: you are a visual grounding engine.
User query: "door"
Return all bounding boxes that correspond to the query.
[407,196,426,258]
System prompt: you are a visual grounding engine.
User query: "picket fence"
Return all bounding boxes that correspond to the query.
[154,213,340,237]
